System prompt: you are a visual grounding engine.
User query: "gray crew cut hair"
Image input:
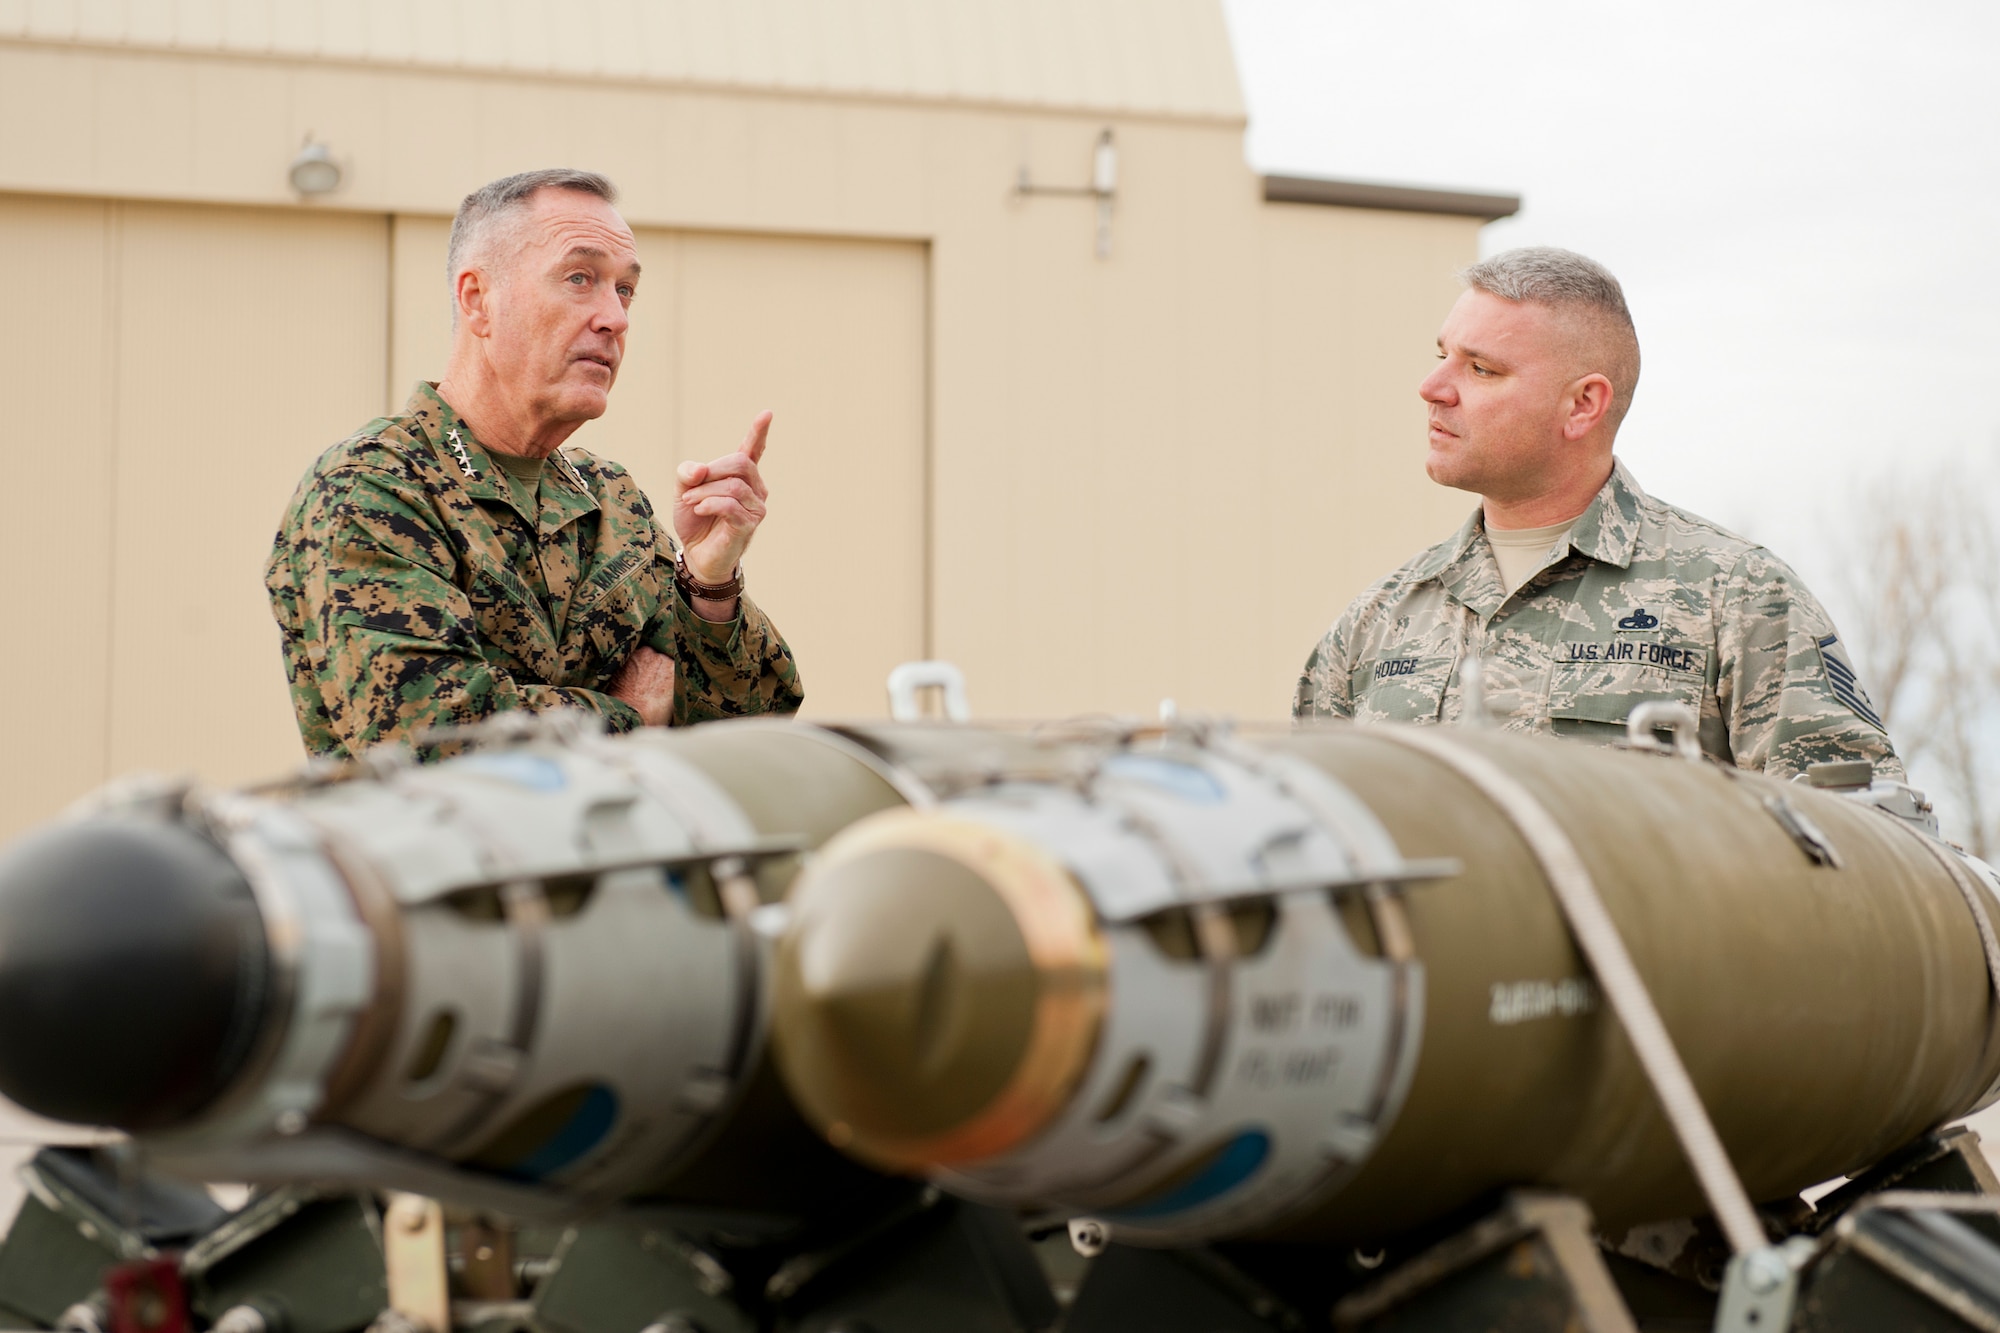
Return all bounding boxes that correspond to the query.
[446,168,620,281]
[1460,246,1641,433]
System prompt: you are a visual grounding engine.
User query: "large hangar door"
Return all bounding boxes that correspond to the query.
[0,196,388,841]
[645,232,928,720]
[0,197,118,838]
[106,204,389,785]
[392,221,929,718]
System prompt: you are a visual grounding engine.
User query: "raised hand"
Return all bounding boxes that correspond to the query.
[674,410,772,585]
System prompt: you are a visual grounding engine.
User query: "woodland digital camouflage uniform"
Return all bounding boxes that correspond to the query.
[267,383,803,760]
[1294,461,1903,782]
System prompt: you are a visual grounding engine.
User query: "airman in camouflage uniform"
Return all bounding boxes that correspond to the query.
[268,168,802,761]
[267,383,802,760]
[1293,460,1900,779]
[1295,247,1899,781]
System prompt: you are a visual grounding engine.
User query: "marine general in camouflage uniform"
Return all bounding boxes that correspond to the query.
[1295,248,1900,781]
[268,169,802,760]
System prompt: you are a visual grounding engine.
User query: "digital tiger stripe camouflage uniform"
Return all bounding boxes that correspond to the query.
[1294,461,1903,782]
[267,383,803,760]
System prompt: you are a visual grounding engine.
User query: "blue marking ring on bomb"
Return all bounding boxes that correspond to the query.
[1102,1129,1272,1221]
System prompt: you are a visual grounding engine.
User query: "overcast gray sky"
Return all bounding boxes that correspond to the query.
[1222,0,2000,598]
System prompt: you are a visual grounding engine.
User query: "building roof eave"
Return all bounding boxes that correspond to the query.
[1262,174,1521,222]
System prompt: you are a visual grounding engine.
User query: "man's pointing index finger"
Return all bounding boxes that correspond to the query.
[740,409,774,463]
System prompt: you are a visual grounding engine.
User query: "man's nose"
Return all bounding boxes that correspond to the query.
[591,288,630,337]
[1418,362,1454,405]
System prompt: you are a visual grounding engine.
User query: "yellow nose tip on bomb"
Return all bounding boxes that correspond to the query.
[771,811,1108,1173]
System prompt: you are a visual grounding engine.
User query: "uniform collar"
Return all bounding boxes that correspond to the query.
[1421,456,1645,617]
[405,383,600,533]
[1564,459,1646,570]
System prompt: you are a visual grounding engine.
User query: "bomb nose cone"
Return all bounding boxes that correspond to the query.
[0,817,271,1131]
[771,811,1107,1172]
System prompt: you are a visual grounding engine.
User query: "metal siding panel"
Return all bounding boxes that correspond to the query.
[191,59,291,195]
[73,0,121,42]
[771,0,825,93]
[91,54,197,196]
[0,195,114,842]
[717,1,767,89]
[102,202,390,786]
[545,0,595,76]
[595,0,645,80]
[1024,0,1082,109]
[126,0,172,44]
[1111,0,1168,112]
[909,0,967,102]
[220,0,271,52]
[174,0,223,49]
[360,0,406,65]
[457,0,509,69]
[677,1,732,87]
[316,0,366,60]
[22,0,74,38]
[632,0,684,83]
[0,0,1246,119]
[267,0,318,56]
[0,46,96,193]
[406,0,459,68]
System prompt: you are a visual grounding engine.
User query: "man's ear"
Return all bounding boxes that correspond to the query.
[1563,373,1615,441]
[455,268,493,338]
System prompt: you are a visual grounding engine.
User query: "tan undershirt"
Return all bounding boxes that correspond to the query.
[490,449,547,518]
[1486,519,1576,596]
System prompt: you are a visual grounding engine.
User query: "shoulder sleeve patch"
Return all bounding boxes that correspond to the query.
[1816,633,1887,732]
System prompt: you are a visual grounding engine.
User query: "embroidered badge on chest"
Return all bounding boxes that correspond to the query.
[1616,608,1660,631]
[445,428,479,479]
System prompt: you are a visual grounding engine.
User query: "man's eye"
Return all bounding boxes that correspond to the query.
[568,273,588,286]
[617,285,636,300]
[1471,363,1492,376]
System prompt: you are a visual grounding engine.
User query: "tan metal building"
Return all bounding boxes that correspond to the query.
[0,0,1515,840]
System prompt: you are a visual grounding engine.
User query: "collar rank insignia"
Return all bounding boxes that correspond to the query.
[1616,608,1660,631]
[1816,633,1886,731]
[445,427,478,479]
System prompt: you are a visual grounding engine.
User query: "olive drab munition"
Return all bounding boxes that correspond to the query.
[2,699,2000,1332]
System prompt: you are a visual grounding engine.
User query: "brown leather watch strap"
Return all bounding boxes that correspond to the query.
[675,550,743,602]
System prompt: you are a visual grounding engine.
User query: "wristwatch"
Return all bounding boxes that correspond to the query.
[675,550,743,602]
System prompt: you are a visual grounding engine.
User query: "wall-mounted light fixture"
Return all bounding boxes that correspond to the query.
[288,138,342,196]
[1015,128,1118,259]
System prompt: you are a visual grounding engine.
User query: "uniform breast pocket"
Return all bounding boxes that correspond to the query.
[1352,651,1456,725]
[463,569,549,677]
[578,565,663,670]
[1546,647,1706,745]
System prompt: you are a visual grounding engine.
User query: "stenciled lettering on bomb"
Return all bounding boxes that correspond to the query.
[1488,977,1602,1026]
[1235,990,1364,1092]
[1234,1046,1342,1092]
[1247,991,1364,1034]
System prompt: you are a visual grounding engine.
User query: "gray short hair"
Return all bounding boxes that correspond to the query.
[446,168,619,280]
[1461,246,1641,432]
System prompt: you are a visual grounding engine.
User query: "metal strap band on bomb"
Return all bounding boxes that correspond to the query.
[1361,722,1769,1258]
